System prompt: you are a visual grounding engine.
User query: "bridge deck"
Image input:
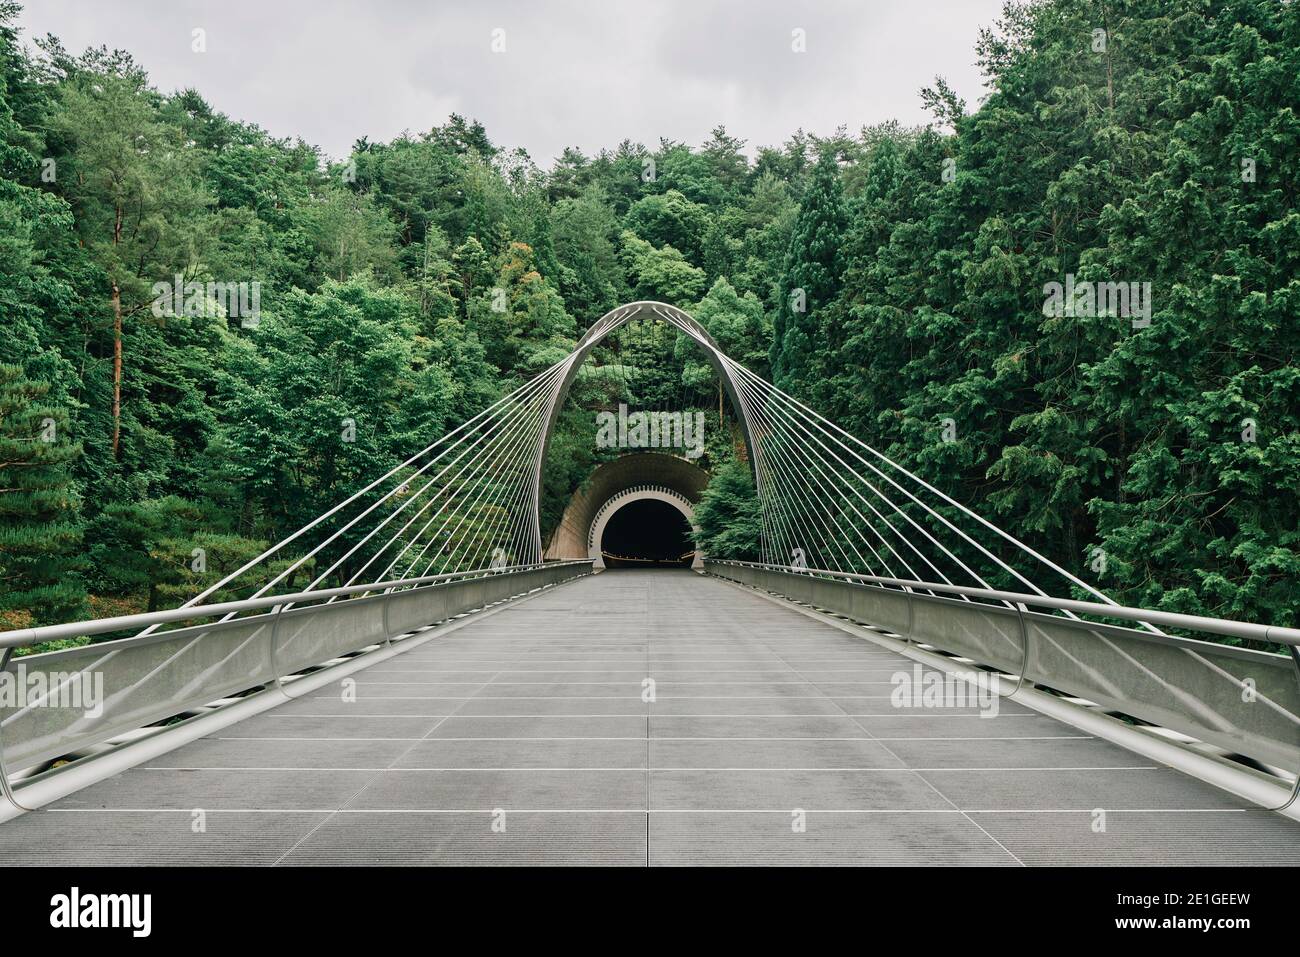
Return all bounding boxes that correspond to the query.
[3,570,1298,865]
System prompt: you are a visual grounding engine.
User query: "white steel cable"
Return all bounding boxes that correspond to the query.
[245,363,566,613]
[341,363,566,589]
[666,312,991,599]
[403,369,562,579]
[397,374,559,580]
[433,354,572,572]
[730,372,879,575]
[724,354,1161,632]
[143,358,570,629]
[725,365,807,568]
[130,297,1159,645]
[731,371,899,578]
[730,360,1049,599]
[731,364,968,595]
[415,385,556,577]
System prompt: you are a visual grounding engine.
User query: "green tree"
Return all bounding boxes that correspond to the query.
[44,50,213,459]
[624,188,709,263]
[552,187,624,319]
[771,147,847,397]
[620,231,707,305]
[218,277,454,566]
[692,460,761,561]
[679,277,770,418]
[85,495,289,611]
[466,241,576,375]
[0,365,85,626]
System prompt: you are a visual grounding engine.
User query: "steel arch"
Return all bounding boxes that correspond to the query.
[529,301,761,559]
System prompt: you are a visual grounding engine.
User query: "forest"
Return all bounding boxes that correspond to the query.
[0,0,1296,642]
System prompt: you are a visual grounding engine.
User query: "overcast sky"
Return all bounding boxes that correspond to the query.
[18,0,1008,165]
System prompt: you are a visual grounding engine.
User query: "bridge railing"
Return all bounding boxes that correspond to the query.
[704,560,1300,788]
[0,561,592,793]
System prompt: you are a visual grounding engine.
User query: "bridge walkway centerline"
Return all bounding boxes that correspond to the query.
[2,569,1297,865]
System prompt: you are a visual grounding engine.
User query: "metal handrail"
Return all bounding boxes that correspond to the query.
[704,560,1300,648]
[0,561,595,650]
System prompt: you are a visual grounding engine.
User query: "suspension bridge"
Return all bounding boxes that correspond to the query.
[1,302,1297,865]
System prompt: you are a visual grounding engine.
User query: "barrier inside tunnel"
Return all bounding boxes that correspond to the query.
[598,498,694,567]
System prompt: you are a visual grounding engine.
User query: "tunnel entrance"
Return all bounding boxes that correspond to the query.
[599,498,694,568]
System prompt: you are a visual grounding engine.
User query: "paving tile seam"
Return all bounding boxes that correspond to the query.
[139,765,1165,773]
[210,735,1097,741]
[740,613,1030,866]
[17,571,1292,866]
[267,663,516,864]
[254,713,1036,718]
[40,807,1256,815]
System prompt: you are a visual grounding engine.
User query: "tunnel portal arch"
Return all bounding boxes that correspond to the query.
[587,485,702,569]
[544,451,708,567]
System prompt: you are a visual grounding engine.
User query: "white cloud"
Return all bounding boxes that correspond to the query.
[18,0,1005,163]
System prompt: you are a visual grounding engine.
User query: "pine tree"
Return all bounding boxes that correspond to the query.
[691,460,761,561]
[771,147,847,398]
[0,365,86,626]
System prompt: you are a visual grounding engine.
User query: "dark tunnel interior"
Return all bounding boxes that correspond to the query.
[599,498,694,568]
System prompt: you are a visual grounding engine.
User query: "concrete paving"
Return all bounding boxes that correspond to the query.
[3,569,1298,866]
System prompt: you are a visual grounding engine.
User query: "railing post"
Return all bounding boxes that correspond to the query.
[269,603,287,692]
[1279,647,1300,812]
[380,587,394,646]
[1010,601,1031,696]
[0,647,29,812]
